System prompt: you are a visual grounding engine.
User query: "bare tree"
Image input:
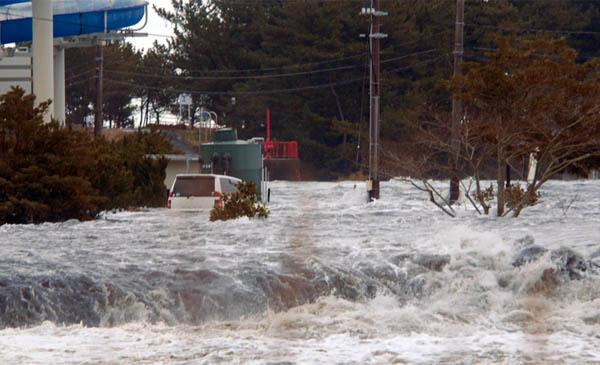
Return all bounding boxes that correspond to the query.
[390,38,600,218]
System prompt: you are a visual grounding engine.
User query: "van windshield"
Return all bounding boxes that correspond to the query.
[172,176,214,197]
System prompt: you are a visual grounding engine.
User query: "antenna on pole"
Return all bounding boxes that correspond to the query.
[361,0,387,202]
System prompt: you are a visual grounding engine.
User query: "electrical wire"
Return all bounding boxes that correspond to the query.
[463,22,600,36]
[65,69,95,82]
[92,54,444,96]
[384,54,449,74]
[102,77,365,96]
[66,75,96,87]
[101,49,443,81]
[109,30,451,75]
[104,63,361,80]
[463,46,598,61]
[109,52,368,74]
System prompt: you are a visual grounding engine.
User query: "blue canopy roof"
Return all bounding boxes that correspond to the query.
[0,1,28,6]
[0,0,147,44]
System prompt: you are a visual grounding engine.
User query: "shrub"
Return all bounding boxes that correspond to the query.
[0,87,171,224]
[210,181,269,221]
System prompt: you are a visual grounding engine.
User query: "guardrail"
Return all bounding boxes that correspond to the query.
[261,141,298,159]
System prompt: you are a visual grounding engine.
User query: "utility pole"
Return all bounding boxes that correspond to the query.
[449,0,464,204]
[363,0,387,202]
[94,40,104,138]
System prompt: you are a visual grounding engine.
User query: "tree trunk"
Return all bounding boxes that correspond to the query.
[144,98,150,126]
[496,146,506,216]
[140,97,145,128]
[0,130,5,154]
[475,174,490,215]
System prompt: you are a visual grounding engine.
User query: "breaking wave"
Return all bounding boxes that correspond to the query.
[1,180,600,363]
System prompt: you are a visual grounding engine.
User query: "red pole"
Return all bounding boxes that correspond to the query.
[265,108,273,159]
[266,108,271,143]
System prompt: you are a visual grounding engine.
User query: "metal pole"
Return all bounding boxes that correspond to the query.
[32,0,54,123]
[449,0,464,203]
[53,47,66,126]
[199,105,204,144]
[368,1,374,191]
[94,41,104,137]
[266,108,271,143]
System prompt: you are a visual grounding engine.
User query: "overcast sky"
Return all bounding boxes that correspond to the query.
[129,0,174,51]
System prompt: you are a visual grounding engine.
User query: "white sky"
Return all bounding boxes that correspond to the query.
[128,0,174,51]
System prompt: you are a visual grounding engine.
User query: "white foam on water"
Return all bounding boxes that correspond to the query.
[1,180,600,364]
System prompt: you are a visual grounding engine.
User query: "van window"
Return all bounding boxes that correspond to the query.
[220,178,239,194]
[173,176,215,197]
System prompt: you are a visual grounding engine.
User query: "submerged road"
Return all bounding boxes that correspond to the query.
[1,180,599,364]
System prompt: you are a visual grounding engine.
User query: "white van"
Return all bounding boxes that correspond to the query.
[167,174,242,210]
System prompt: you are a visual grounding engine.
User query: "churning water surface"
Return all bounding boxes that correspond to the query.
[1,180,600,364]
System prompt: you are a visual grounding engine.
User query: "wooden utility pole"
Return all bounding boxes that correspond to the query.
[449,0,464,203]
[94,40,104,138]
[365,0,387,202]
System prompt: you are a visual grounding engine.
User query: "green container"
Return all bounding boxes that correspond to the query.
[201,129,264,197]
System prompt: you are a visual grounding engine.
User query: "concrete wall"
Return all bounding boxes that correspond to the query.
[0,53,31,95]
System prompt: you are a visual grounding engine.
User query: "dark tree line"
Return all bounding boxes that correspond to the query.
[64,0,600,179]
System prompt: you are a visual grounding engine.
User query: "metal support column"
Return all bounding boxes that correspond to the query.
[53,47,66,126]
[32,0,54,123]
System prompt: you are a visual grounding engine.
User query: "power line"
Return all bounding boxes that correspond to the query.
[464,22,600,36]
[66,69,95,82]
[116,52,369,74]
[384,54,449,74]
[66,75,96,87]
[131,33,452,75]
[101,49,443,81]
[102,77,364,96]
[463,46,598,61]
[104,63,361,80]
[95,56,440,96]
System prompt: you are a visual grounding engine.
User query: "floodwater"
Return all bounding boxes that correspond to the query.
[1,180,600,364]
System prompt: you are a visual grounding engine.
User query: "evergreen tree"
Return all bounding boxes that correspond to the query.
[146,0,600,177]
[0,88,172,225]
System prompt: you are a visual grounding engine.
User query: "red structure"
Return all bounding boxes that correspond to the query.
[261,109,299,159]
